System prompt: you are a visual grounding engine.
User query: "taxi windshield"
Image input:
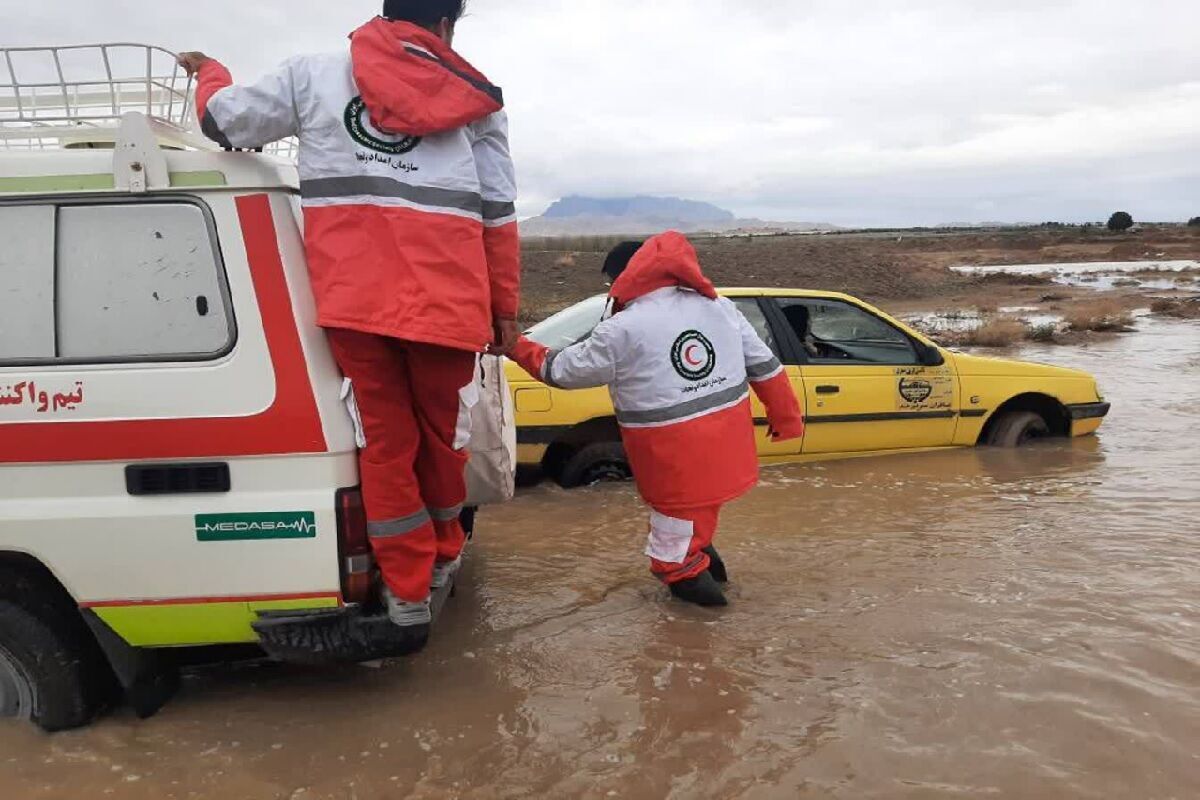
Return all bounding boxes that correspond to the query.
[525,295,609,349]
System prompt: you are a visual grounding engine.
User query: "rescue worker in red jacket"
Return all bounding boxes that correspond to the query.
[511,234,805,606]
[178,0,521,638]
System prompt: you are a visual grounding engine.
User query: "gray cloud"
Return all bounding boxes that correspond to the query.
[7,0,1198,225]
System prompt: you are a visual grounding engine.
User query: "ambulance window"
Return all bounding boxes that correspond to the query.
[0,205,56,361]
[56,203,233,361]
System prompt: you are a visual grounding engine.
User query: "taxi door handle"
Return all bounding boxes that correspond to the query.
[815,385,841,395]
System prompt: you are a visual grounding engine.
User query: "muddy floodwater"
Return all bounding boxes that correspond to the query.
[2,318,1199,799]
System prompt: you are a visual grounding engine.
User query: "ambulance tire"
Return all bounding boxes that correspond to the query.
[986,411,1050,447]
[558,442,633,488]
[0,567,114,732]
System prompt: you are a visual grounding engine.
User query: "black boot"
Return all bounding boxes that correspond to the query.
[703,545,728,583]
[669,571,729,607]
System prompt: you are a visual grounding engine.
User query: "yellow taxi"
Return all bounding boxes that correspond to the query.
[506,289,1110,487]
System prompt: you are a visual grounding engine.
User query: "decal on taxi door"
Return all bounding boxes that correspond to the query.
[894,367,953,412]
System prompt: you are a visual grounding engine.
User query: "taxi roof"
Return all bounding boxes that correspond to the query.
[718,287,856,301]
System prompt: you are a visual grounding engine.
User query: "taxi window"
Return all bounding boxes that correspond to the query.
[525,295,608,349]
[778,297,919,365]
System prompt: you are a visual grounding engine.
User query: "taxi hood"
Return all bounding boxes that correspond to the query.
[950,351,1093,380]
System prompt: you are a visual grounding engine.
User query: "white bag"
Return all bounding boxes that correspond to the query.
[464,355,517,507]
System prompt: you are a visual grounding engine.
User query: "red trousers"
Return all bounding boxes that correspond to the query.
[645,505,722,584]
[327,329,477,603]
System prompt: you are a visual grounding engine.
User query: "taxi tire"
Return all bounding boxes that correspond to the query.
[0,569,112,732]
[557,442,633,488]
[986,410,1051,447]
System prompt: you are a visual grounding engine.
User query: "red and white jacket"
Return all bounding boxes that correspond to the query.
[512,233,805,511]
[195,17,520,352]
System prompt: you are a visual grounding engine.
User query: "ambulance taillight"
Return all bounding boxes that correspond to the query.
[335,488,372,605]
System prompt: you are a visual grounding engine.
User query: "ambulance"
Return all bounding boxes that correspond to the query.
[0,45,514,731]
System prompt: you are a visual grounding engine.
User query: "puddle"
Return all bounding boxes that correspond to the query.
[905,309,1065,335]
[1053,275,1183,291]
[951,260,1200,276]
[904,309,986,333]
[952,261,1199,293]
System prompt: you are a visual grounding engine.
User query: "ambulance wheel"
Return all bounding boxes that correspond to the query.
[985,411,1050,447]
[557,443,632,488]
[0,567,114,732]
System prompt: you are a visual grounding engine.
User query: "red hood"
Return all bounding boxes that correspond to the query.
[609,232,718,308]
[350,17,503,137]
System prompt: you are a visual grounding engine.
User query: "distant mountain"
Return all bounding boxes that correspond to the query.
[522,195,836,237]
[543,195,735,224]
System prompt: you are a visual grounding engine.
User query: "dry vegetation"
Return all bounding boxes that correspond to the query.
[1026,323,1061,343]
[960,318,1028,347]
[1064,300,1136,332]
[1150,298,1200,319]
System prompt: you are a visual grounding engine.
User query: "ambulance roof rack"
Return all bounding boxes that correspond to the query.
[0,43,296,159]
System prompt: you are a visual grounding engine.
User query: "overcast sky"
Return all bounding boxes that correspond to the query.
[8,0,1199,225]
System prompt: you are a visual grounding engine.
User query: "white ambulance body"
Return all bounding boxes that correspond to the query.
[0,45,512,731]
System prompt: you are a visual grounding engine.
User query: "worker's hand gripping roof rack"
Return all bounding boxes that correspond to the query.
[0,43,296,159]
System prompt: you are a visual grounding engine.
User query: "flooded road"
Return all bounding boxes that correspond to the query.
[2,318,1198,799]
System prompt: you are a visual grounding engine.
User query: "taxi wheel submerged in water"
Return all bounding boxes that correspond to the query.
[0,566,115,732]
[557,442,633,488]
[985,410,1052,447]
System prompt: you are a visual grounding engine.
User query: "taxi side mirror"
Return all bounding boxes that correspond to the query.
[918,342,945,367]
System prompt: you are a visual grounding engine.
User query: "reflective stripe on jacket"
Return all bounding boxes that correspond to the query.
[195,18,520,352]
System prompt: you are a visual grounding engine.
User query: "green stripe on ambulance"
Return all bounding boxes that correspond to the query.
[195,512,317,542]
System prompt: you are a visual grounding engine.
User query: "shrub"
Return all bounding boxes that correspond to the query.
[963,318,1027,347]
[1064,300,1134,332]
[1151,298,1200,319]
[1188,217,1200,227]
[1107,211,1134,232]
[1026,323,1060,343]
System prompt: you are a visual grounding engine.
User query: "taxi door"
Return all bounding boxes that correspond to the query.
[729,297,807,458]
[767,297,958,454]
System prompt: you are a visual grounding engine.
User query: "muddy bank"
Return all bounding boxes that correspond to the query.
[518,226,1200,326]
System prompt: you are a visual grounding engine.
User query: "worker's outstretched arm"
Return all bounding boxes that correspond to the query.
[509,321,620,391]
[471,111,522,355]
[727,301,806,441]
[179,53,300,150]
